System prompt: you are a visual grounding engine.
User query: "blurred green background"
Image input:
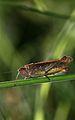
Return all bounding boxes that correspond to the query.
[0,0,75,120]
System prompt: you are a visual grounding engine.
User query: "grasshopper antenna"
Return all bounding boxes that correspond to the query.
[16,71,19,80]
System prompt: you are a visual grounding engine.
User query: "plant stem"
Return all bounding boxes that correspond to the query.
[0,74,75,88]
[0,2,70,20]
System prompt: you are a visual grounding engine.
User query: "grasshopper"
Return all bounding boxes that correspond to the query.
[16,56,73,80]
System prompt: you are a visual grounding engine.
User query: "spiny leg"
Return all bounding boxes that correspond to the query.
[45,74,50,81]
[44,67,68,81]
[45,59,66,74]
[46,67,68,76]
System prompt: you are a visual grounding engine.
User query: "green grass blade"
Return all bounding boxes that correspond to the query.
[0,2,71,20]
[0,74,74,88]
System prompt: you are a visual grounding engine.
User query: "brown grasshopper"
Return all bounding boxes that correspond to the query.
[16,56,73,80]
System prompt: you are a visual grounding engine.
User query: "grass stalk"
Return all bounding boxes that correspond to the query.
[0,74,74,88]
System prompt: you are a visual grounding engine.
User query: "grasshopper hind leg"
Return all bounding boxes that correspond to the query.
[45,74,50,81]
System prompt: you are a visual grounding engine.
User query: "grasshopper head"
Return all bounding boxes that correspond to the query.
[16,67,28,79]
